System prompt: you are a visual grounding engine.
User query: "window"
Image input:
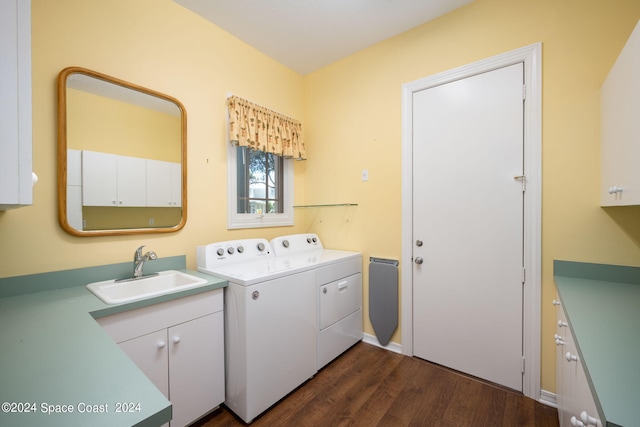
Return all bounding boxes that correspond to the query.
[237,147,283,214]
[228,146,293,229]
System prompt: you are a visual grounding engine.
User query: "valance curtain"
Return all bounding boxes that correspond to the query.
[227,95,306,160]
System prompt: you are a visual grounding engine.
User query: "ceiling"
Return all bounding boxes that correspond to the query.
[172,0,474,75]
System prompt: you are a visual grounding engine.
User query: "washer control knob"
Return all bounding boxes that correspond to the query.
[282,240,290,248]
[227,247,235,255]
[237,245,244,253]
[307,237,312,244]
[256,242,265,251]
[216,248,224,256]
[312,237,317,243]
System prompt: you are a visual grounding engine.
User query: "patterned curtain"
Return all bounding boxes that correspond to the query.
[227,95,306,160]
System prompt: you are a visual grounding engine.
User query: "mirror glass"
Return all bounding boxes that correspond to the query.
[57,67,187,236]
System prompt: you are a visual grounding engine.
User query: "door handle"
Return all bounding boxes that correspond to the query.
[415,257,424,265]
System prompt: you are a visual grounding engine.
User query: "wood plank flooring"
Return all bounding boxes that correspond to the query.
[194,342,558,427]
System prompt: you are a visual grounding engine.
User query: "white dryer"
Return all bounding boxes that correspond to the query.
[270,234,363,369]
[196,239,318,424]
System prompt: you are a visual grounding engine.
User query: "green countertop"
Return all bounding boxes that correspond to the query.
[0,259,226,427]
[554,260,640,427]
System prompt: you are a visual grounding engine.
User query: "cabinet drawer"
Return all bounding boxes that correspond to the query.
[97,289,222,343]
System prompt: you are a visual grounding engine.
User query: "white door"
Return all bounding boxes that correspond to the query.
[412,63,524,391]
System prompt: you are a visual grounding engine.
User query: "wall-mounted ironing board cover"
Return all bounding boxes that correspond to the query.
[369,257,398,346]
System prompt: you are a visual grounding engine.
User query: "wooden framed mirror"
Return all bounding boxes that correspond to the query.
[57,66,187,236]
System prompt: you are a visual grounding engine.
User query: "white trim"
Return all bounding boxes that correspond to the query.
[539,390,558,408]
[227,145,294,229]
[362,333,403,354]
[400,43,542,399]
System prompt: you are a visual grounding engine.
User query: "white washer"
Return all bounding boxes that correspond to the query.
[196,239,318,424]
[270,234,363,369]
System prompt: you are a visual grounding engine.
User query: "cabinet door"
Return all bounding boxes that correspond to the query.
[168,312,224,427]
[82,151,117,206]
[147,160,181,207]
[117,155,146,207]
[170,162,182,207]
[556,305,602,427]
[601,20,640,206]
[118,329,169,398]
[82,151,146,206]
[0,0,32,209]
[556,307,573,427]
[146,160,172,207]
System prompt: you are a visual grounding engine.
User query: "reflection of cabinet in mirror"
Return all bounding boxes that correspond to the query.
[147,161,182,207]
[67,149,183,231]
[82,151,147,207]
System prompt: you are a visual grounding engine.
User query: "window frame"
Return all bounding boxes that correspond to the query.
[227,144,294,229]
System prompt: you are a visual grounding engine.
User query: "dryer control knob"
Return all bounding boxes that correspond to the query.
[237,245,244,253]
[307,237,312,243]
[312,237,317,243]
[257,242,265,251]
[283,240,290,248]
[227,247,235,255]
[216,248,224,256]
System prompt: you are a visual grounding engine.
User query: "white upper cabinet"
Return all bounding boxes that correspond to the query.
[0,0,33,210]
[601,20,640,206]
[146,160,182,207]
[82,150,180,208]
[82,151,147,207]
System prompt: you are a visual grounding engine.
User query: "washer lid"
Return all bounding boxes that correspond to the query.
[198,254,317,286]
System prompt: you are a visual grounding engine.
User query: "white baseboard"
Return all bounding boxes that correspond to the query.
[362,333,402,354]
[539,389,557,407]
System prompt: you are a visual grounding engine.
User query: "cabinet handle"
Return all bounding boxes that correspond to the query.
[173,336,181,344]
[552,299,561,306]
[608,186,623,195]
[570,416,585,427]
[558,320,568,328]
[580,411,598,426]
[157,340,166,349]
[565,352,578,362]
[554,335,565,345]
[337,280,348,291]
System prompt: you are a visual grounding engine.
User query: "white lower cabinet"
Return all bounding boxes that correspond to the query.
[97,289,224,427]
[555,302,602,427]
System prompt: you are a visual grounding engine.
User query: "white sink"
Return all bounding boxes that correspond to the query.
[86,270,208,304]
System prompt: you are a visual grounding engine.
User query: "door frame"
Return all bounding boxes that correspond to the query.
[400,43,542,399]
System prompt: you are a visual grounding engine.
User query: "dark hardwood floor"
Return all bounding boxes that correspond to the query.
[195,342,559,427]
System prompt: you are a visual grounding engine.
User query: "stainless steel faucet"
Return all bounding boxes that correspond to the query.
[133,245,158,278]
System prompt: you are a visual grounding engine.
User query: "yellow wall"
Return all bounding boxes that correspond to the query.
[0,0,306,276]
[303,0,640,393]
[1,0,639,397]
